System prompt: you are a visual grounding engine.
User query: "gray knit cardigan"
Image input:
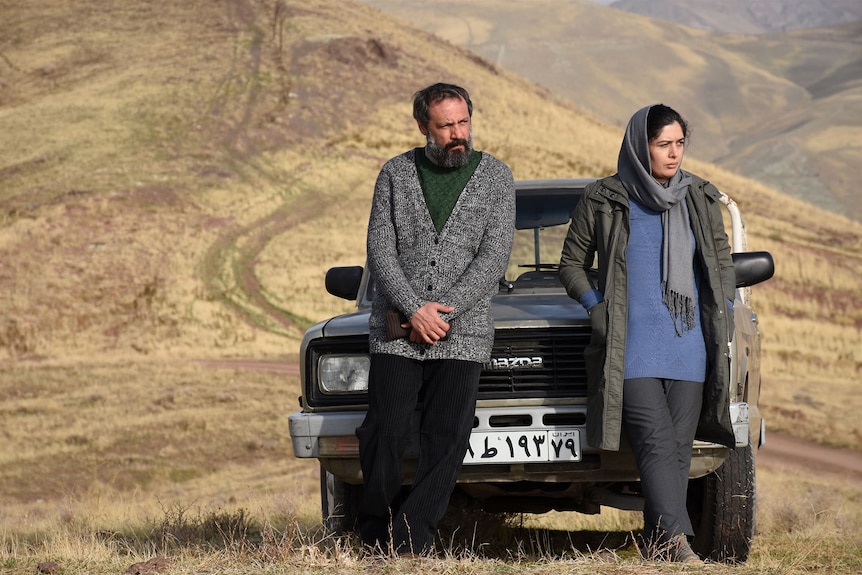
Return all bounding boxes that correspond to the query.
[366,148,516,363]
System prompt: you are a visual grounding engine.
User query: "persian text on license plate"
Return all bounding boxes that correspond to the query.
[463,429,581,464]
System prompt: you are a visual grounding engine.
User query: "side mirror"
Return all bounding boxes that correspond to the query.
[325,266,364,300]
[732,251,774,288]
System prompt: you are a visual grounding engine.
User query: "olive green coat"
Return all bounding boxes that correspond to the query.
[559,174,736,451]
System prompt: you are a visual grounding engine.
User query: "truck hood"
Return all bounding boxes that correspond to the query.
[315,289,589,339]
[491,291,589,328]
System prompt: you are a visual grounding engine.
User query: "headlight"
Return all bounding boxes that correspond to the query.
[318,354,370,393]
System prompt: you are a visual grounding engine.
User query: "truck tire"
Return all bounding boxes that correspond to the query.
[320,464,363,536]
[688,442,756,562]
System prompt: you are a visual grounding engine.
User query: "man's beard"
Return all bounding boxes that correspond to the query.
[425,132,473,168]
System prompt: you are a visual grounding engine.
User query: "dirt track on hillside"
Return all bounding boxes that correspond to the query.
[757,429,862,483]
[200,359,861,483]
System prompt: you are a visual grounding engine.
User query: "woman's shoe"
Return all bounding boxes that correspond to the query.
[671,534,703,563]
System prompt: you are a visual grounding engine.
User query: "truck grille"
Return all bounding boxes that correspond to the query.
[479,328,590,399]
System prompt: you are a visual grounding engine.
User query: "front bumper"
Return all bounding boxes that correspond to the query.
[289,402,750,483]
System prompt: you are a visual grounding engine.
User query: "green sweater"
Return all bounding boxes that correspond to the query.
[415,148,482,233]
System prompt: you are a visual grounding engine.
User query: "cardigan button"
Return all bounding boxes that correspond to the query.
[430,260,436,266]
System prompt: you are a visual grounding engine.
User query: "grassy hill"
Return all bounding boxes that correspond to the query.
[361,0,862,222]
[0,0,619,363]
[1,1,861,571]
[2,0,860,443]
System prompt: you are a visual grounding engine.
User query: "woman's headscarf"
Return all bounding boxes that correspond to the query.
[617,104,696,334]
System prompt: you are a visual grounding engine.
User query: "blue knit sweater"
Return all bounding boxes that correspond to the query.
[623,198,706,382]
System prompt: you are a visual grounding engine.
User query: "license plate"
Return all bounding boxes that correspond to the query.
[464,429,581,464]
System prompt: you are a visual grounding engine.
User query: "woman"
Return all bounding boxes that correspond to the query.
[559,104,736,563]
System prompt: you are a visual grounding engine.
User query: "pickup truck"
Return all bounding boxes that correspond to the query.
[288,178,774,562]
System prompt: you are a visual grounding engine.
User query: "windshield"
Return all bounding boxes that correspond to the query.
[359,179,595,305]
[504,179,592,282]
[506,225,571,281]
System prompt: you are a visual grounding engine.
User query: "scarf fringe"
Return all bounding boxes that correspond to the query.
[663,283,697,336]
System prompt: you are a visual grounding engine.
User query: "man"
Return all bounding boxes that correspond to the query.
[355,82,516,556]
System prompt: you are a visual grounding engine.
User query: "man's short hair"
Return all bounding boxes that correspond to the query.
[413,83,473,128]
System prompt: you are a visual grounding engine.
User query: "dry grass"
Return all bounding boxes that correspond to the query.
[1,359,861,572]
[0,362,310,512]
[1,0,861,573]
[1,367,860,575]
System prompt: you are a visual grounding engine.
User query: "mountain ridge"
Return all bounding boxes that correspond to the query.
[361,0,862,222]
[609,0,862,33]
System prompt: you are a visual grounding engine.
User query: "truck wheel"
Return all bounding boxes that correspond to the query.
[688,442,756,562]
[320,464,363,536]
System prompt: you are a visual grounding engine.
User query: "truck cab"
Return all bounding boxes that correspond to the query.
[289,178,774,562]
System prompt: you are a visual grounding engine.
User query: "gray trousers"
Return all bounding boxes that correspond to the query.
[622,377,703,544]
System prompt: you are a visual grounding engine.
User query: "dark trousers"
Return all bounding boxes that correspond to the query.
[356,354,480,555]
[622,377,703,545]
